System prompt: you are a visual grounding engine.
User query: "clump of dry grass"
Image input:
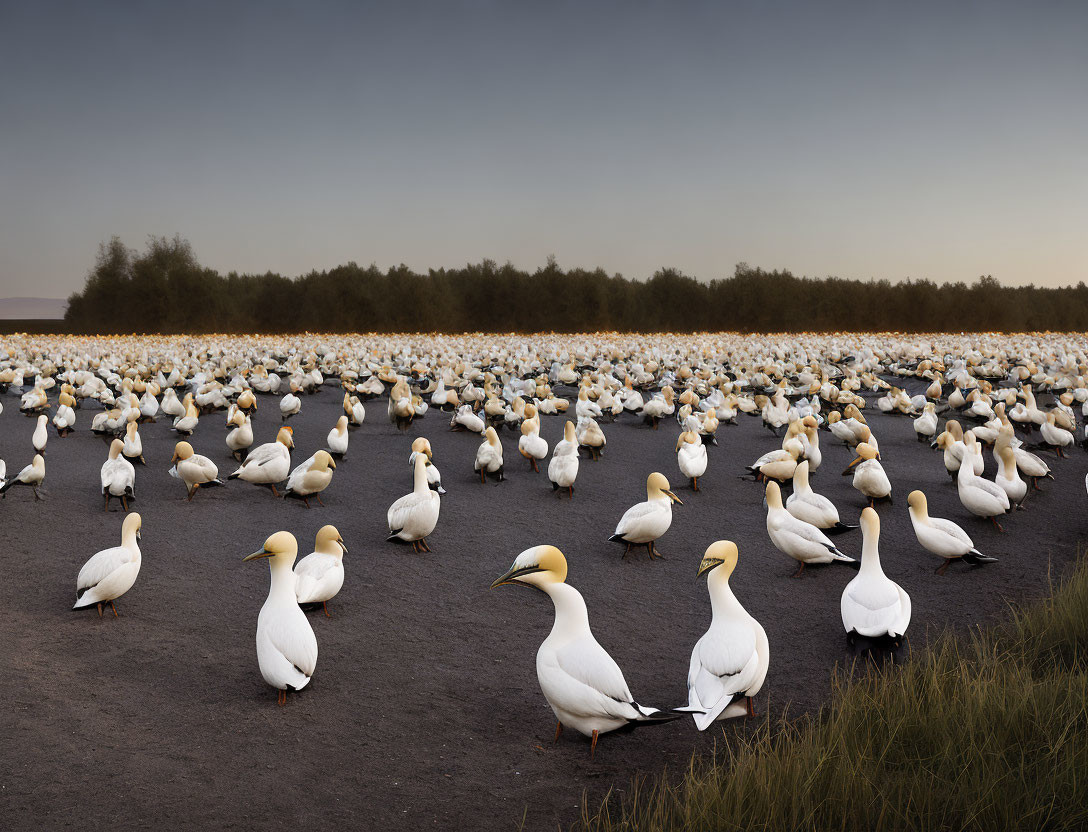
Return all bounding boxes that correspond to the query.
[578,561,1088,832]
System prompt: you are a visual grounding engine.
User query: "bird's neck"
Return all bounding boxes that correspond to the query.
[267,558,296,599]
[708,571,744,619]
[543,583,590,641]
[121,533,141,555]
[860,535,882,576]
[413,465,430,494]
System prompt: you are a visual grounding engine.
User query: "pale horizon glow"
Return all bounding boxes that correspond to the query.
[1,0,1086,298]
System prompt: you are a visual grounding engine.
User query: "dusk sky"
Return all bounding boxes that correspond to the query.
[2,0,1085,298]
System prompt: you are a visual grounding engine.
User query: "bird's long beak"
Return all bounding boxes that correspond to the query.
[243,548,273,562]
[329,459,336,469]
[664,490,683,505]
[137,529,142,540]
[490,565,543,589]
[696,558,722,578]
[170,452,178,463]
[842,456,862,475]
[338,539,348,554]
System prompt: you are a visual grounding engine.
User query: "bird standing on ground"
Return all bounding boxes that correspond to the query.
[388,452,441,552]
[609,472,683,560]
[294,525,348,617]
[490,545,677,757]
[840,508,910,642]
[244,531,317,706]
[764,480,856,578]
[100,438,136,512]
[284,450,337,508]
[547,421,579,497]
[475,426,504,482]
[906,490,998,575]
[73,512,142,618]
[0,453,45,500]
[229,426,294,496]
[676,541,769,729]
[170,441,224,500]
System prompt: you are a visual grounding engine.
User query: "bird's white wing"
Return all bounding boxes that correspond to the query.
[929,517,973,548]
[76,546,132,595]
[777,515,836,548]
[387,491,427,532]
[842,577,902,633]
[264,612,318,677]
[550,636,638,717]
[614,501,656,536]
[688,623,759,714]
[294,554,334,602]
[241,442,277,468]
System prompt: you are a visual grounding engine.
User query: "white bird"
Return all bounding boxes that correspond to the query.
[907,490,998,575]
[451,403,486,434]
[547,421,580,498]
[764,480,856,578]
[994,444,1027,508]
[474,426,504,482]
[518,405,549,472]
[228,426,294,496]
[1040,411,1074,457]
[576,416,606,459]
[122,421,145,465]
[409,437,445,495]
[279,384,301,421]
[100,438,136,512]
[294,525,348,617]
[343,393,366,425]
[957,435,1010,532]
[491,545,677,756]
[840,508,910,641]
[160,388,184,418]
[387,452,441,552]
[0,453,45,500]
[170,441,224,500]
[608,472,683,559]
[327,415,349,457]
[243,531,317,706]
[32,414,48,454]
[786,460,856,532]
[225,410,254,461]
[913,402,938,441]
[746,439,803,482]
[675,541,769,730]
[53,399,76,435]
[843,442,892,507]
[676,429,708,491]
[72,512,142,617]
[284,450,337,508]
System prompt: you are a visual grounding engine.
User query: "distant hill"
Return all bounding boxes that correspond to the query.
[0,297,67,319]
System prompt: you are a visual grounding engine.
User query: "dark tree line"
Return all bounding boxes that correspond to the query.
[63,235,1088,334]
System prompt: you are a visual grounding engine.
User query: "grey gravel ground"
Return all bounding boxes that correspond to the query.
[2,378,1084,831]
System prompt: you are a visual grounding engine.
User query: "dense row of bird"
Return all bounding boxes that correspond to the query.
[2,333,1085,756]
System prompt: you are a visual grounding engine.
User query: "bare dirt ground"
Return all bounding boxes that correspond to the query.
[2,379,1083,831]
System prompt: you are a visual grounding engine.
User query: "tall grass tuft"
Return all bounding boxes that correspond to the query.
[578,559,1088,832]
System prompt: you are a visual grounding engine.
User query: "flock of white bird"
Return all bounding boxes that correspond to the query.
[2,332,1084,756]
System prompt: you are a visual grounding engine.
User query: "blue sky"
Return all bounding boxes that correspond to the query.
[1,0,1085,296]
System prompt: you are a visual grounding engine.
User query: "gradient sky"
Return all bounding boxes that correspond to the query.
[1,0,1086,297]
